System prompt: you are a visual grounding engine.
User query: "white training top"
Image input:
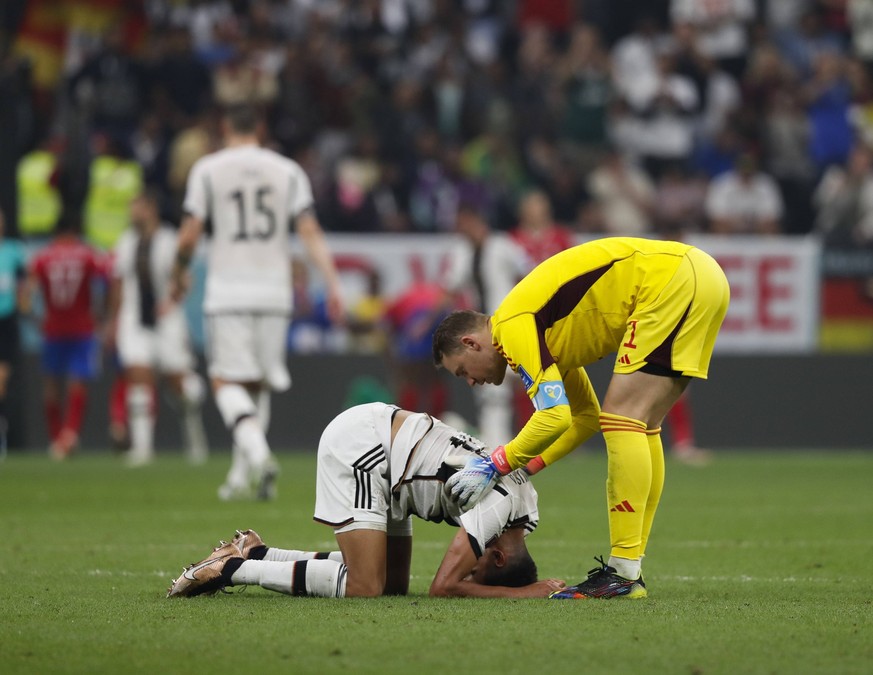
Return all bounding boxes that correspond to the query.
[183,144,314,313]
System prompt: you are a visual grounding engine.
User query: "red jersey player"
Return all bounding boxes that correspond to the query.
[23,216,109,459]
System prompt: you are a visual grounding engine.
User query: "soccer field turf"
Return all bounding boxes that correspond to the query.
[1,449,871,675]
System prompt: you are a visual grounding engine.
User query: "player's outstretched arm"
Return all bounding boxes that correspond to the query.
[295,210,344,324]
[532,366,601,469]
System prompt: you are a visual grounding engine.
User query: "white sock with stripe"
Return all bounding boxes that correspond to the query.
[264,548,344,563]
[231,559,347,597]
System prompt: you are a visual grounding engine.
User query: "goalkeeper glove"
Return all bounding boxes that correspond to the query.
[445,446,511,510]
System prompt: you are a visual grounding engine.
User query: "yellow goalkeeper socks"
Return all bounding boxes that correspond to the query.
[640,428,665,558]
[601,412,650,563]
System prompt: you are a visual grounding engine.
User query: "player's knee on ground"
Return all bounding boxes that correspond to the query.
[339,562,387,598]
[344,579,384,597]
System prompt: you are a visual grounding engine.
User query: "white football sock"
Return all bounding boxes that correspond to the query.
[235,418,271,471]
[180,374,208,463]
[222,444,249,492]
[231,559,347,597]
[264,548,344,563]
[215,384,270,470]
[127,384,154,459]
[256,387,271,431]
[183,407,209,464]
[608,556,642,580]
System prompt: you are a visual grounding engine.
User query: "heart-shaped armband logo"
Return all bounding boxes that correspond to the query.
[543,384,563,399]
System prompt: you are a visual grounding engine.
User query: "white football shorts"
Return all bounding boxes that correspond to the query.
[313,403,413,536]
[117,309,193,373]
[204,312,291,391]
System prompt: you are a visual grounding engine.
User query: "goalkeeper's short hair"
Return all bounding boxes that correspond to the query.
[482,549,538,588]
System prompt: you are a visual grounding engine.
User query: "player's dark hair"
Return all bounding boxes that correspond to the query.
[432,310,487,365]
[481,548,538,588]
[224,104,259,134]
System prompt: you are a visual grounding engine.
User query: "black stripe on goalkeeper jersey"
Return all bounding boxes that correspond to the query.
[644,301,692,372]
[352,446,385,509]
[533,262,614,371]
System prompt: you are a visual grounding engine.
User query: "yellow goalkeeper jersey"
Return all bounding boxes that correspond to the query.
[492,237,729,469]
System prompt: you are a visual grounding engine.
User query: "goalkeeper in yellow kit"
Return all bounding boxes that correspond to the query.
[432,237,730,599]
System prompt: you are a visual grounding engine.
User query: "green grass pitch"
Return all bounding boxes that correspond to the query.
[1,448,871,674]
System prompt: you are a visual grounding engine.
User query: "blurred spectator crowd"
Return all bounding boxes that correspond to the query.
[2,0,873,249]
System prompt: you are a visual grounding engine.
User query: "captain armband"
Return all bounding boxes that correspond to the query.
[531,380,570,411]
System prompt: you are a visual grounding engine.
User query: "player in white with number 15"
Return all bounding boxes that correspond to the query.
[172,105,344,500]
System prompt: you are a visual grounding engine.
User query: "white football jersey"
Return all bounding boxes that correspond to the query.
[113,225,179,322]
[183,144,314,313]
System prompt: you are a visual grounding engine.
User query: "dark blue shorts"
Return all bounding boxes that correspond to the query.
[42,337,97,379]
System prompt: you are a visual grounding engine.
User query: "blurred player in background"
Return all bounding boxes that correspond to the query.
[665,391,713,466]
[0,208,27,456]
[22,213,109,459]
[510,190,575,264]
[383,279,450,417]
[108,188,208,467]
[433,237,729,599]
[172,105,343,500]
[167,402,564,599]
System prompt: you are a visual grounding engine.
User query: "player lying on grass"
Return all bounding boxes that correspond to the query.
[167,402,565,598]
